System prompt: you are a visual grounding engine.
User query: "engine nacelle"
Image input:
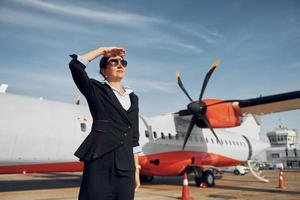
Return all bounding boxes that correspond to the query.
[202,99,242,128]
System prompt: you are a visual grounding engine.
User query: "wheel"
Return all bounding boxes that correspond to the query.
[140,175,154,183]
[203,170,215,187]
[233,169,240,175]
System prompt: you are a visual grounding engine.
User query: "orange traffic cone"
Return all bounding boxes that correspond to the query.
[178,172,193,200]
[276,168,285,189]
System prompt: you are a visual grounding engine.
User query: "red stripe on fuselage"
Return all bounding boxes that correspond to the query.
[0,151,240,175]
[0,162,83,174]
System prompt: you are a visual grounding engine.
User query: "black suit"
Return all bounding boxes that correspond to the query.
[69,55,139,200]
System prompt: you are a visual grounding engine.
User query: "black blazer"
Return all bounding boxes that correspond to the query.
[69,55,139,171]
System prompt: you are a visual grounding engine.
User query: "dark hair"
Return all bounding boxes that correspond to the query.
[99,56,110,79]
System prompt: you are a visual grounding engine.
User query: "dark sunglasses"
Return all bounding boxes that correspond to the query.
[107,59,127,67]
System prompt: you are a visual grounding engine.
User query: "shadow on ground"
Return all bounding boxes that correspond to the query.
[0,173,81,192]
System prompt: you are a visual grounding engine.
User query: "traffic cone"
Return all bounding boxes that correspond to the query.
[276,168,285,189]
[178,172,193,200]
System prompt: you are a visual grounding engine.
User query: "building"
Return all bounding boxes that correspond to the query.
[266,123,300,168]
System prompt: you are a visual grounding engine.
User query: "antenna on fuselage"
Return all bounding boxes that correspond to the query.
[75,95,81,105]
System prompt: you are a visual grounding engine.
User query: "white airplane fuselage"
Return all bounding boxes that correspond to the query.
[0,93,269,175]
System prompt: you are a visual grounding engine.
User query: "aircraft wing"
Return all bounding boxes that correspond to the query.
[236,90,300,115]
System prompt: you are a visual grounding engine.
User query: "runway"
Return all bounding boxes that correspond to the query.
[0,170,299,200]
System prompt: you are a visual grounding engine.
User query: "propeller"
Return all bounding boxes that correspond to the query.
[176,59,222,150]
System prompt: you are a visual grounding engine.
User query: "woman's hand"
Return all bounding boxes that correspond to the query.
[135,168,140,192]
[82,47,126,62]
[100,47,126,57]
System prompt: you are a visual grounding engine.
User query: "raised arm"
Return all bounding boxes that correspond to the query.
[82,47,126,61]
[69,47,126,97]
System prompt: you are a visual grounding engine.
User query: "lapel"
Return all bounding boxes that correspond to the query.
[127,93,138,112]
[102,82,132,125]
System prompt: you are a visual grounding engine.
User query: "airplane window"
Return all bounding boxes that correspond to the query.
[225,140,228,145]
[175,134,179,140]
[229,141,232,145]
[145,130,149,138]
[200,137,204,143]
[237,141,239,146]
[211,138,214,144]
[206,138,209,143]
[153,131,157,138]
[220,139,223,144]
[161,132,165,139]
[168,133,172,139]
[80,122,87,132]
[233,141,235,146]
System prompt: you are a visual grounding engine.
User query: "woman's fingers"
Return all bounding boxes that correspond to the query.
[135,181,140,192]
[103,47,126,57]
[135,170,140,192]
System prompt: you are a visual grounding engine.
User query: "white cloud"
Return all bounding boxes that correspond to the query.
[167,23,223,45]
[153,42,204,55]
[15,0,165,27]
[10,0,214,55]
[0,67,72,87]
[125,78,176,93]
[0,7,91,33]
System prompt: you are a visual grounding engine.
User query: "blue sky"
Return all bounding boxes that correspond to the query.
[0,0,300,135]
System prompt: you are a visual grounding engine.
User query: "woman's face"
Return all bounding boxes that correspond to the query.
[102,56,127,82]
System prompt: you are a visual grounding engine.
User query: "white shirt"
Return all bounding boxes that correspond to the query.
[105,81,133,111]
[76,55,141,154]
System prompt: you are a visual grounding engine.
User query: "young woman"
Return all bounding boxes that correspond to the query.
[69,47,141,200]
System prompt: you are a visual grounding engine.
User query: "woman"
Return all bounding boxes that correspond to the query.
[69,47,141,200]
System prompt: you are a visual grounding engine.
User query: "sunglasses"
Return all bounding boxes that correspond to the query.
[107,59,127,67]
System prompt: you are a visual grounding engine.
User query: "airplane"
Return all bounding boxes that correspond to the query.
[1,60,300,187]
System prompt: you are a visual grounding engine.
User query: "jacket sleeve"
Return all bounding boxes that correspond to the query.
[132,96,141,153]
[69,54,94,98]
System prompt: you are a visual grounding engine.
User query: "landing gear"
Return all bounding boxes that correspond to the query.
[194,168,203,187]
[233,169,240,175]
[194,168,215,187]
[140,175,154,183]
[203,170,215,187]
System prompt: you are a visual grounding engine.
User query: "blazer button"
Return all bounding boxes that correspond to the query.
[128,126,131,129]
[120,141,124,144]
[124,133,127,136]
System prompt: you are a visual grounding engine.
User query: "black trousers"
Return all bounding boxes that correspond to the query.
[78,151,135,200]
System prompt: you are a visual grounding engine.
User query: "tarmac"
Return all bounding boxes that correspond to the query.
[0,169,299,200]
